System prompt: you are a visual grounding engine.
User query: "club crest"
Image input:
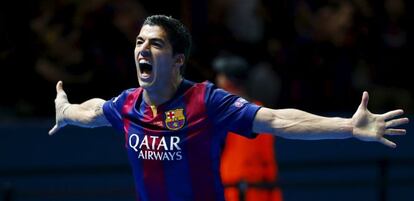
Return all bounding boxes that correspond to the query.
[165,109,185,130]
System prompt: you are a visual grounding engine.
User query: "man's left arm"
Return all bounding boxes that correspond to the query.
[253,91,409,148]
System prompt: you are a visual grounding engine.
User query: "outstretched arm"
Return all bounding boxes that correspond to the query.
[49,81,111,135]
[253,91,409,148]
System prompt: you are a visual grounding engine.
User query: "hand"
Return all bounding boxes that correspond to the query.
[49,81,70,135]
[351,91,409,148]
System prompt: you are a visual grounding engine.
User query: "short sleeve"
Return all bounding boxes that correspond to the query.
[103,88,136,132]
[205,83,261,138]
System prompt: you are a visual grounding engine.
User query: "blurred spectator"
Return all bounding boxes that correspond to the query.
[283,0,359,112]
[77,0,146,99]
[246,62,281,108]
[214,53,283,201]
[0,0,412,119]
[24,0,147,116]
[352,0,412,112]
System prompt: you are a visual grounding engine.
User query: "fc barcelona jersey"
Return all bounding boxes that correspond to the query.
[103,79,261,201]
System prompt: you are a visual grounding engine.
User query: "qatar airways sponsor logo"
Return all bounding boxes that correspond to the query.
[128,134,183,161]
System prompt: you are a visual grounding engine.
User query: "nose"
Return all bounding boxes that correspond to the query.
[140,49,151,57]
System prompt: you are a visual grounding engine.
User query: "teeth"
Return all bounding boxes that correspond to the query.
[139,60,152,65]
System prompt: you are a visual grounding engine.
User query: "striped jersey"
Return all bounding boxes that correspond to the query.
[103,79,261,201]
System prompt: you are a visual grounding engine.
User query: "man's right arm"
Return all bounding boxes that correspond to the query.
[49,81,111,135]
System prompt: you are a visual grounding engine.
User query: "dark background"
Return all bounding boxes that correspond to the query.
[1,0,412,118]
[1,0,413,200]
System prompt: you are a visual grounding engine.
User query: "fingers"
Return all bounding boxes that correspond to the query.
[48,124,59,136]
[385,118,410,128]
[56,81,63,93]
[378,137,396,148]
[382,109,404,120]
[385,128,406,136]
[50,81,68,136]
[56,81,68,98]
[55,81,68,105]
[358,91,369,110]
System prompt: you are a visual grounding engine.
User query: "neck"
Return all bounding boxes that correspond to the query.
[143,76,183,106]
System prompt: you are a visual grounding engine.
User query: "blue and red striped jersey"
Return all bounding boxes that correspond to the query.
[103,79,261,201]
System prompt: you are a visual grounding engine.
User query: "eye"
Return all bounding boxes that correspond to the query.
[136,40,144,46]
[152,42,163,48]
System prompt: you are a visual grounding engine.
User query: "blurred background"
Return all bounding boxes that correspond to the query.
[0,0,413,200]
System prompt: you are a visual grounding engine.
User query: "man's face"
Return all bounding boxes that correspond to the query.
[134,25,181,90]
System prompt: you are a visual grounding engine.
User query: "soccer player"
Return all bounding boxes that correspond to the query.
[49,15,409,201]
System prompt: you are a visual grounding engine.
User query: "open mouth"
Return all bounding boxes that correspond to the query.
[139,61,153,78]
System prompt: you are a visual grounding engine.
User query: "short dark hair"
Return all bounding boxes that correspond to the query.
[143,15,192,75]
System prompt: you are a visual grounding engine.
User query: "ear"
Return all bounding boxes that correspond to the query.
[174,54,185,68]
